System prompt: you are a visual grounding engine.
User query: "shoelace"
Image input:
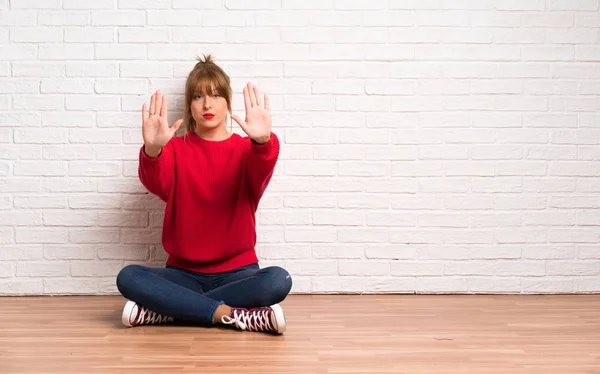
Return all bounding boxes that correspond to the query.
[222,308,274,332]
[136,306,173,325]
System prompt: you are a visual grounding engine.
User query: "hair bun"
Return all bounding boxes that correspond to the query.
[197,53,215,65]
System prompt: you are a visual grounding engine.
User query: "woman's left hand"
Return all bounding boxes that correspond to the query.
[232,82,272,144]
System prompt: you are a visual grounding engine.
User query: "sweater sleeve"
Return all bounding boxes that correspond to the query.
[138,141,175,202]
[245,132,280,203]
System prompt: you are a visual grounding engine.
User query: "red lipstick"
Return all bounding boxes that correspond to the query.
[203,113,215,119]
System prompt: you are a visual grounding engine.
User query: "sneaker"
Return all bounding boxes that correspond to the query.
[121,300,174,327]
[221,304,286,334]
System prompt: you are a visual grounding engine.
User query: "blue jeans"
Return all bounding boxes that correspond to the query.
[115,263,293,325]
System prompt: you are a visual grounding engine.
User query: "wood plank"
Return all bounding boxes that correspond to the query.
[1,295,599,373]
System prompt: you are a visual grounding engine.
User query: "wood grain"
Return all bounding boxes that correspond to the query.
[1,295,599,373]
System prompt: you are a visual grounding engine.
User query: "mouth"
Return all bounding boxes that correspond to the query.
[202,113,215,119]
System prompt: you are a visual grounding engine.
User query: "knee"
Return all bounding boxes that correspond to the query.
[262,266,293,304]
[115,264,144,295]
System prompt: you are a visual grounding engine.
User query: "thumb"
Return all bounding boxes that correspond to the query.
[170,118,184,134]
[231,114,244,127]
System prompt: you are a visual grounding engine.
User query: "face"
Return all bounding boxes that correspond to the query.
[190,89,229,130]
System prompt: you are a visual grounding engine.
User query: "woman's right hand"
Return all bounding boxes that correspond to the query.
[142,90,183,155]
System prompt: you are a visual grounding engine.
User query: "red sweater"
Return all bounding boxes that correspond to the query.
[138,131,279,273]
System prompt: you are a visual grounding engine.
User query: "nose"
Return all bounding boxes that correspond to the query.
[203,96,212,109]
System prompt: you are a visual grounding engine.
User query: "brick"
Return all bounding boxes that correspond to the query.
[469,278,521,293]
[286,260,337,276]
[44,279,100,294]
[444,261,496,276]
[312,244,365,259]
[69,194,122,209]
[97,245,150,260]
[523,246,575,260]
[522,279,573,294]
[16,228,67,244]
[339,260,389,276]
[526,146,576,160]
[0,279,43,295]
[44,245,96,260]
[257,244,311,260]
[17,261,69,277]
[97,179,146,194]
[419,146,469,160]
[43,211,97,226]
[0,211,41,226]
[14,195,66,209]
[313,210,364,226]
[416,277,468,293]
[14,161,67,176]
[285,227,336,243]
[337,229,388,243]
[69,229,120,244]
[70,261,123,277]
[39,44,94,60]
[496,261,545,276]
[10,27,62,42]
[0,79,38,94]
[69,129,121,144]
[549,229,599,243]
[118,0,171,8]
[0,245,43,260]
[0,11,36,26]
[547,261,599,276]
[98,212,148,227]
[69,161,120,177]
[96,44,146,60]
[550,0,599,10]
[121,228,162,244]
[13,95,63,111]
[469,213,522,227]
[66,96,119,111]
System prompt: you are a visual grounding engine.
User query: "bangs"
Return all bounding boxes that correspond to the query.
[193,71,229,97]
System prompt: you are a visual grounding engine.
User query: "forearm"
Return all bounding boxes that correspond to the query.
[246,132,279,201]
[138,143,174,201]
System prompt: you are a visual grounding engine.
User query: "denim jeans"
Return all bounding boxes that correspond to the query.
[115,262,293,325]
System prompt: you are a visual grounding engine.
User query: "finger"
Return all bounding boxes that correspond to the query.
[264,94,270,111]
[149,92,156,115]
[170,118,184,134]
[254,85,262,108]
[142,103,149,122]
[155,90,163,117]
[160,94,167,118]
[248,82,257,107]
[231,114,244,127]
[243,85,251,112]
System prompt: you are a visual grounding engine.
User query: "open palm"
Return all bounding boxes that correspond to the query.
[142,90,183,148]
[231,82,272,144]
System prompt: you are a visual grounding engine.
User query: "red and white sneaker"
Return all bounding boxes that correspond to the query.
[121,300,174,327]
[221,304,286,334]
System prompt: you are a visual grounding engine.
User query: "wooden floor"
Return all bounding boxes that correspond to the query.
[1,295,600,374]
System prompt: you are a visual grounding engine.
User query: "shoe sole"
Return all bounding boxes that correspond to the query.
[270,304,286,334]
[121,300,137,327]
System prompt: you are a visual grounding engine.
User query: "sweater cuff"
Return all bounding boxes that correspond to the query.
[250,133,277,154]
[140,145,162,162]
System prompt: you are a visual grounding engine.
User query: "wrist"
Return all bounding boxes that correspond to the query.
[144,144,162,157]
[252,134,271,145]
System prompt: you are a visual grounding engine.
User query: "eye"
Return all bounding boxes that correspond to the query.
[193,94,203,100]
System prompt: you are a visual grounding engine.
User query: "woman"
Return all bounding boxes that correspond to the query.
[115,54,292,335]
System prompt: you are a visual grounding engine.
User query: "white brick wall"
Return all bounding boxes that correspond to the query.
[1,0,599,295]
